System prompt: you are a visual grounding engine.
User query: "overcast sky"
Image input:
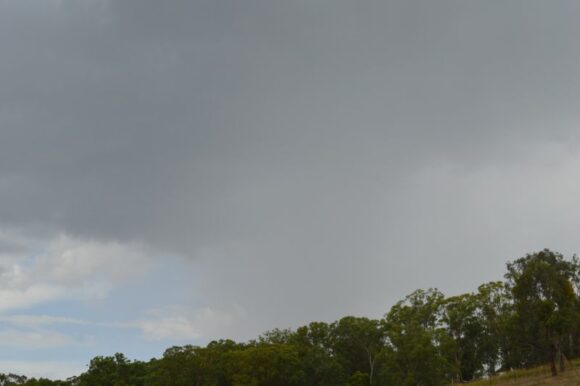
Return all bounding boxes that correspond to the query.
[1,0,580,379]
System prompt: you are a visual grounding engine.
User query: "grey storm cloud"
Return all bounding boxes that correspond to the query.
[2,0,580,333]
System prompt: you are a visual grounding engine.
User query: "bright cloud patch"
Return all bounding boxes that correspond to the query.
[0,286,63,313]
[0,231,156,360]
[0,231,153,311]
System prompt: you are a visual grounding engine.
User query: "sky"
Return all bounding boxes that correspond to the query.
[1,0,580,379]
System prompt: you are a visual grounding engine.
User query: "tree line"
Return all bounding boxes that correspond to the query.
[1,249,579,386]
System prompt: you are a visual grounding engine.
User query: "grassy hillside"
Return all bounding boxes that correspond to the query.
[469,359,580,386]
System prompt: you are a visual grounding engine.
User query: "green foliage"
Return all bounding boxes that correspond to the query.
[345,371,369,386]
[330,316,385,385]
[382,289,455,386]
[77,353,148,386]
[505,249,580,374]
[441,282,512,381]
[224,344,306,386]
[290,323,346,385]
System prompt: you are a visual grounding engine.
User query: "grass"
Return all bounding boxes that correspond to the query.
[467,358,580,386]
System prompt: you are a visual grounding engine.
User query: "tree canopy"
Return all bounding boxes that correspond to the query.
[1,249,579,386]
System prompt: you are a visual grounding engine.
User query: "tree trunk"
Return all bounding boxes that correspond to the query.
[366,348,375,386]
[549,342,558,376]
[559,349,566,373]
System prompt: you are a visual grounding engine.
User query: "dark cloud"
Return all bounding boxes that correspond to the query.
[2,0,580,332]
